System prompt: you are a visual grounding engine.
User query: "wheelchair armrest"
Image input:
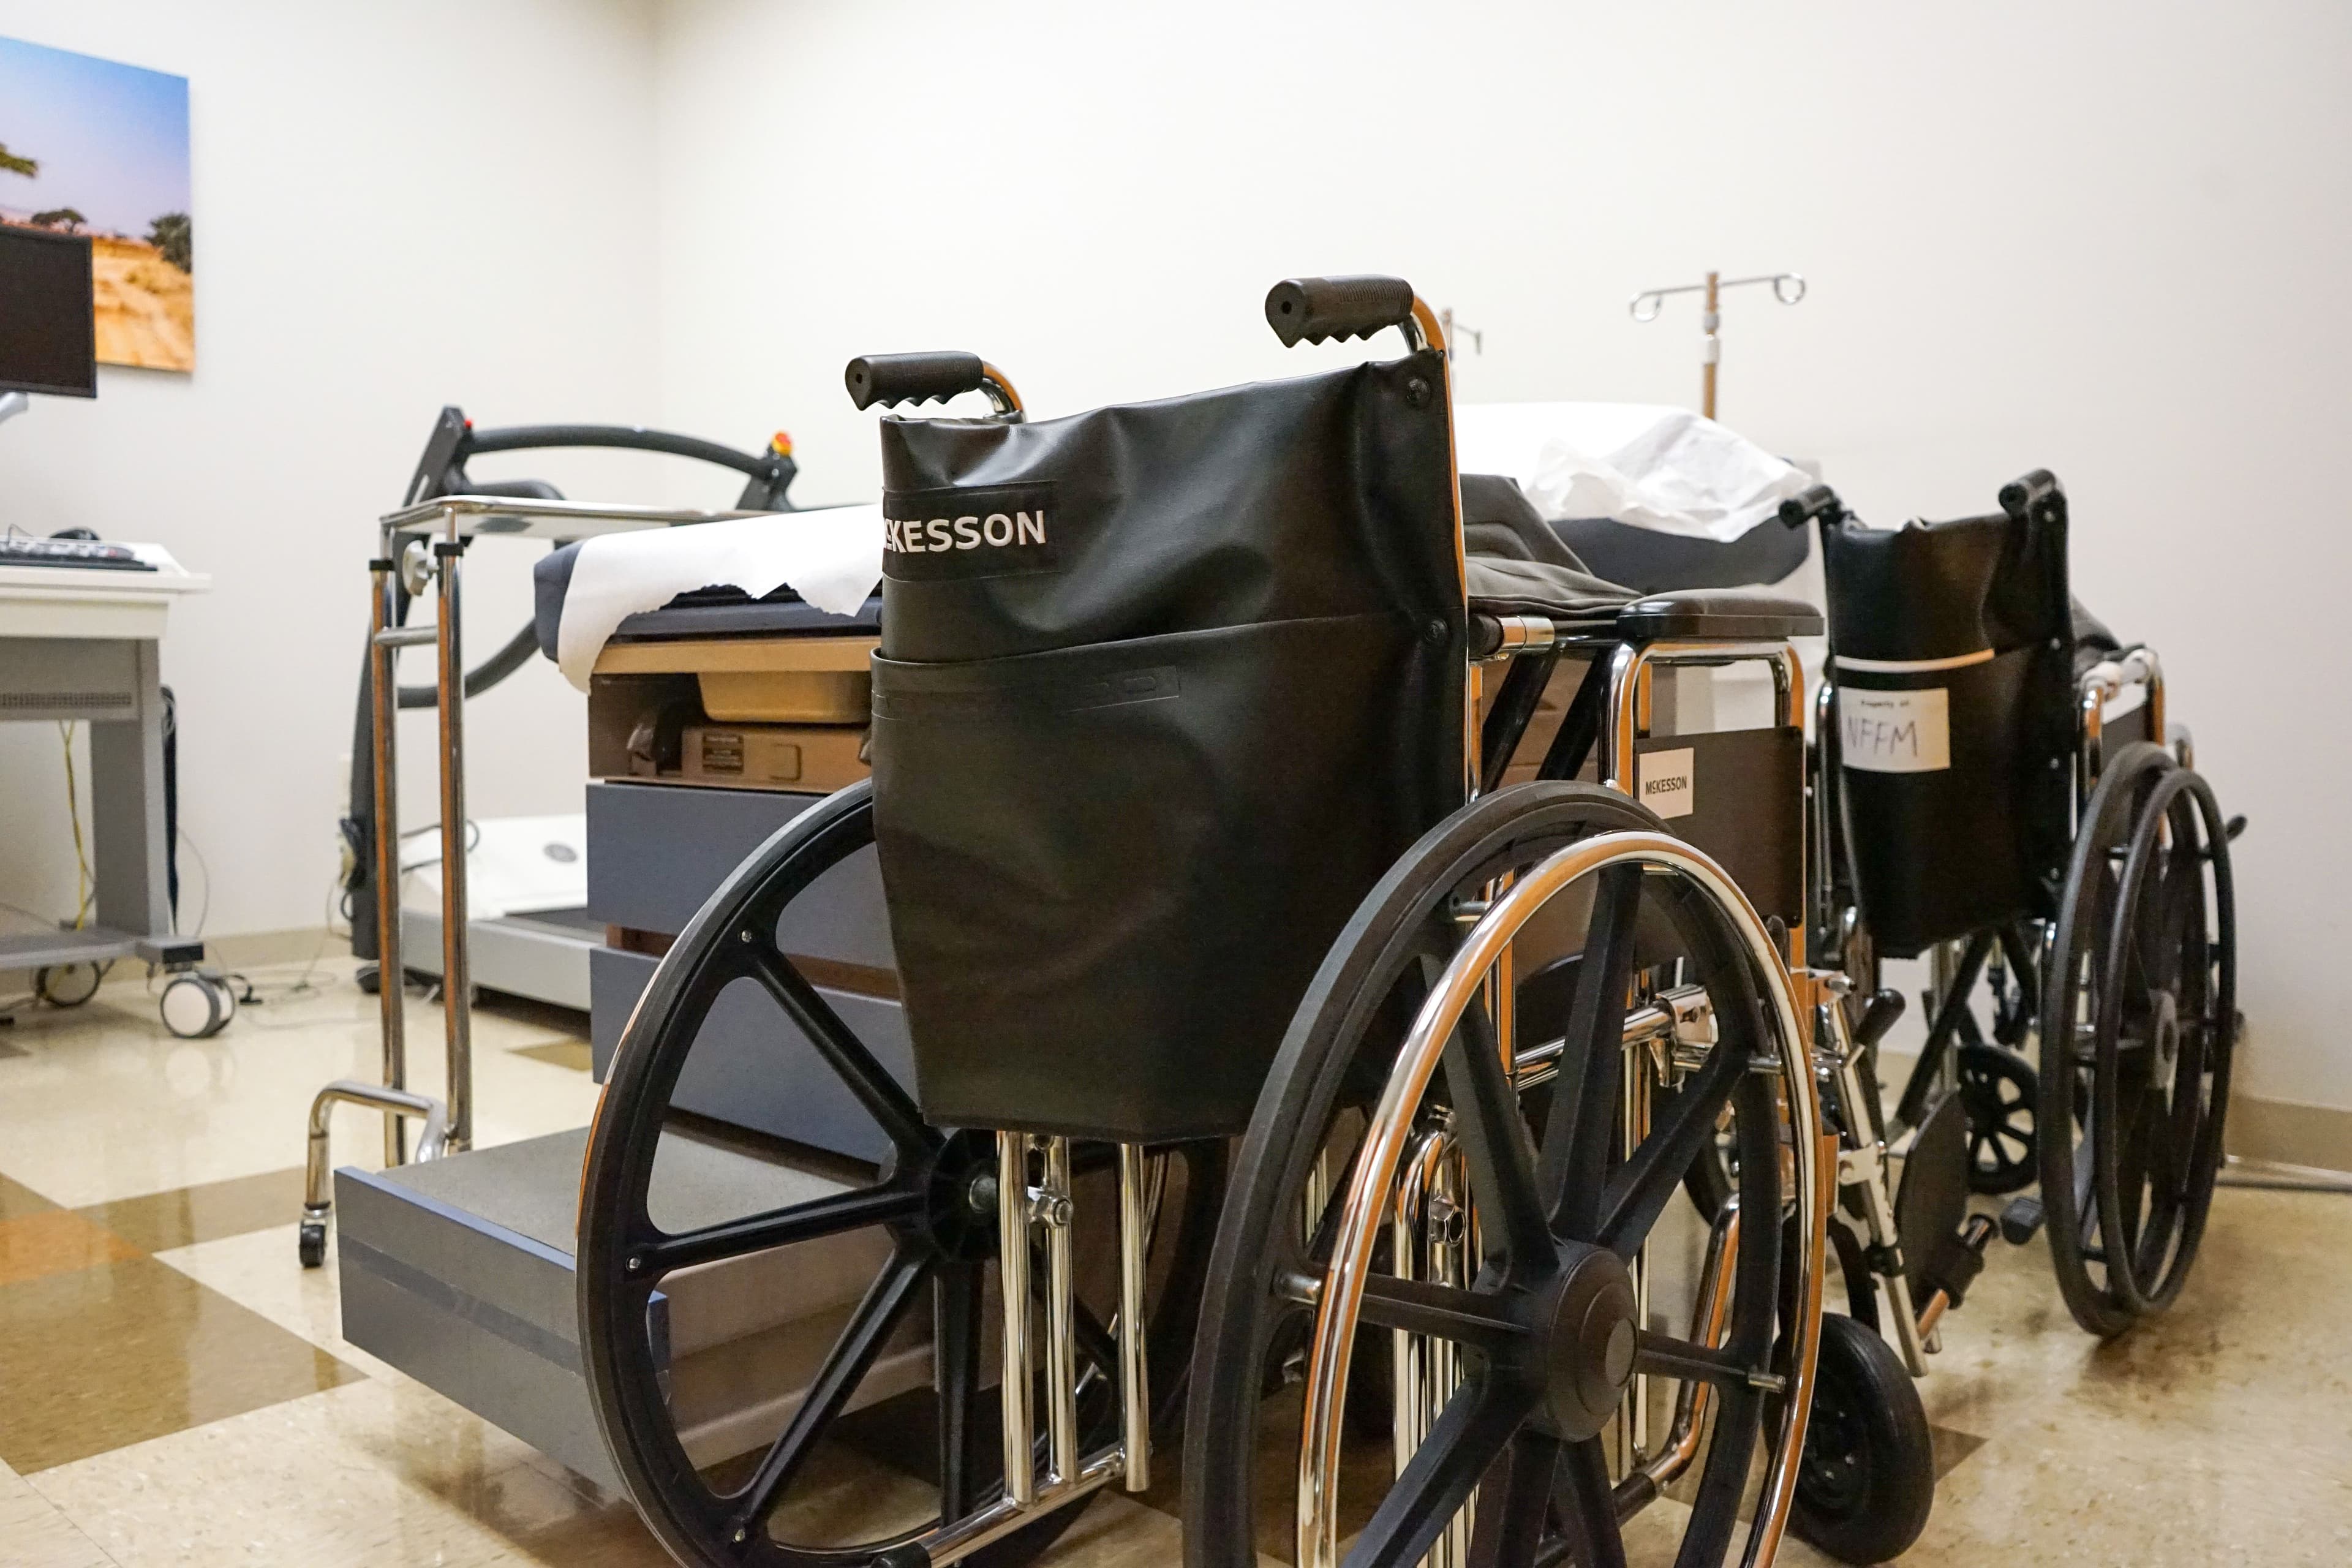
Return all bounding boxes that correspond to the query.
[1616,589,1823,642]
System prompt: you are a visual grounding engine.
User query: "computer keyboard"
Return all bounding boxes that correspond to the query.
[0,535,157,571]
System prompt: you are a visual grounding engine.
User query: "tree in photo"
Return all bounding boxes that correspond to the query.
[31,208,87,232]
[0,141,36,178]
[148,211,192,273]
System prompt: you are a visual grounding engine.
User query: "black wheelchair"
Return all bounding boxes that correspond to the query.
[1788,478,2240,1340]
[568,277,2005,1568]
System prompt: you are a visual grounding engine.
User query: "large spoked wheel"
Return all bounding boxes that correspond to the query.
[1186,782,1825,1568]
[579,782,1224,1567]
[2038,743,2237,1336]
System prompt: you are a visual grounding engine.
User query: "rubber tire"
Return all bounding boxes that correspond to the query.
[297,1220,328,1270]
[1790,1314,1935,1565]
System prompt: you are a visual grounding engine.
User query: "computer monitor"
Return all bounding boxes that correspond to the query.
[0,225,98,398]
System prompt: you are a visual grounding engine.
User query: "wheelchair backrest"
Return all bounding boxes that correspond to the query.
[1822,502,2076,954]
[867,355,1465,1142]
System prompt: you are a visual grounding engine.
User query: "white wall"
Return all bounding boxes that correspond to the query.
[646,1,2352,1113]
[0,0,668,943]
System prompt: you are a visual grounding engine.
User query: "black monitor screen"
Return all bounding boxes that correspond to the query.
[0,226,98,398]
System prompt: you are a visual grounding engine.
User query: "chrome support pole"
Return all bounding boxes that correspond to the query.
[1621,1042,1654,1464]
[368,540,408,1164]
[1117,1144,1152,1493]
[1390,1126,1440,1485]
[433,526,473,1152]
[1041,1136,1078,1489]
[1816,979,1928,1375]
[1428,1142,1472,1568]
[1637,1201,1738,1496]
[997,1133,1035,1508]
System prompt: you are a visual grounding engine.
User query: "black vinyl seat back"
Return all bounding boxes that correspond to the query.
[869,355,1463,1142]
[1822,507,2077,955]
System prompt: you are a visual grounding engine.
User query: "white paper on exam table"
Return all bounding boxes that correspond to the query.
[1452,402,1815,544]
[554,503,884,690]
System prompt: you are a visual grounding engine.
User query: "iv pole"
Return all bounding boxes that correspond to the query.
[1629,270,1806,420]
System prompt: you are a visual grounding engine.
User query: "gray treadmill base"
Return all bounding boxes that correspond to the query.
[403,907,595,1012]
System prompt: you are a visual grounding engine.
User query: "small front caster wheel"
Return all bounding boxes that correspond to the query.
[35,962,105,1008]
[298,1218,328,1269]
[160,973,236,1039]
[1791,1313,1937,1564]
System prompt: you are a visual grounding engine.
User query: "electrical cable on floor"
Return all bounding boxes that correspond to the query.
[58,721,93,927]
[174,825,211,938]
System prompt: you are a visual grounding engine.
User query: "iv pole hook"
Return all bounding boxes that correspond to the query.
[1627,270,1806,420]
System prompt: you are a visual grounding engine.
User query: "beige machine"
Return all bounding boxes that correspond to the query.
[590,632,873,794]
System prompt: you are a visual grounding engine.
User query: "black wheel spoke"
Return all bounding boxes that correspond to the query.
[1468,1429,1563,1568]
[1595,1041,1741,1257]
[1347,1379,1531,1568]
[641,1183,923,1275]
[1445,1005,1551,1271]
[745,944,931,1157]
[1550,1437,1629,1568]
[933,1260,982,1524]
[1541,863,1645,1240]
[1354,1275,1530,1360]
[1632,1329,1754,1389]
[731,1246,931,1535]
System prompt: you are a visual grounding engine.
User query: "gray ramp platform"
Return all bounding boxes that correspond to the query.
[337,1126,928,1490]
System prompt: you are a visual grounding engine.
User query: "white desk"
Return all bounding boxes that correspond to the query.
[0,555,211,973]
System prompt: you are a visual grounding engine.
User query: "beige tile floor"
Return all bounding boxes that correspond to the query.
[0,955,2346,1566]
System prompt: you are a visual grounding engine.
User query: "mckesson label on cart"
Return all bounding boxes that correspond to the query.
[1638,747,1695,820]
[1840,687,1951,772]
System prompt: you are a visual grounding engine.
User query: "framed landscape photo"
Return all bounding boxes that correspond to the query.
[0,35,193,372]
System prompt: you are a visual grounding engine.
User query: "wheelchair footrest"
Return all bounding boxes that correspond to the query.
[1920,1214,2000,1312]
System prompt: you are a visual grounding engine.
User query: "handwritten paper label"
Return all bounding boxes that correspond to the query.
[1841,688,1951,774]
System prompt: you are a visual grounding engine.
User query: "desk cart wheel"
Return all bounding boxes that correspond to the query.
[298,1216,329,1269]
[35,963,106,1008]
[160,971,236,1039]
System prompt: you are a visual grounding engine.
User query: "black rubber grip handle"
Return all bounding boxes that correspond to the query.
[1851,987,1907,1051]
[1265,276,1417,347]
[1777,484,1845,530]
[1997,468,2064,521]
[845,352,989,411]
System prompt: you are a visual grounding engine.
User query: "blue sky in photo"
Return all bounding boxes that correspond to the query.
[0,34,189,235]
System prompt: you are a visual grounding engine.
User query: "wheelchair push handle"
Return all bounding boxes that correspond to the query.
[1265,275,1424,349]
[1778,483,1849,530]
[1997,468,2067,524]
[844,353,1025,419]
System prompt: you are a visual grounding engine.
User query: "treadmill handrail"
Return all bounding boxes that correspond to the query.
[380,494,778,541]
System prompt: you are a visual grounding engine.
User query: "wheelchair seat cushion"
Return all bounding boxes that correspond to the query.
[1460,473,1600,572]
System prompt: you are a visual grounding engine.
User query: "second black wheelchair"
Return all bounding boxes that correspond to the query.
[1787,477,2241,1340]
